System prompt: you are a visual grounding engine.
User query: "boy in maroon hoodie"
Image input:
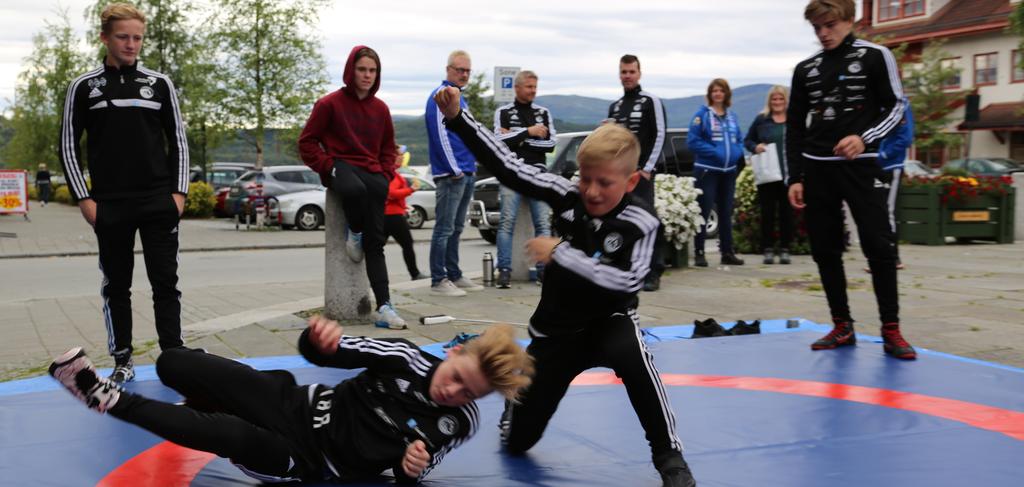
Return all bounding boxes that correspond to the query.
[299,46,406,329]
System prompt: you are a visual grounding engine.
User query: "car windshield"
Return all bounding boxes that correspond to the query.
[987,158,1021,170]
[546,136,576,169]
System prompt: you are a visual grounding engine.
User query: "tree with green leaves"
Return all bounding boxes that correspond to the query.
[2,10,89,170]
[900,40,968,160]
[209,0,329,168]
[463,72,498,131]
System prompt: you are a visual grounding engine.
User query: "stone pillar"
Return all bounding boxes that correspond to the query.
[324,188,373,321]
[510,197,535,281]
[1013,172,1024,242]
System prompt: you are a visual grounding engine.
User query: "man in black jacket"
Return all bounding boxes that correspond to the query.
[786,0,916,359]
[59,3,190,383]
[493,70,555,288]
[608,54,668,291]
[48,317,532,483]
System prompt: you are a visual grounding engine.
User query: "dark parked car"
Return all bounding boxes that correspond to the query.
[223,165,321,218]
[469,128,720,243]
[941,157,1024,177]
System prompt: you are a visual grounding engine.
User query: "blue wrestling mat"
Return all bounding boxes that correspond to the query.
[2,319,1022,486]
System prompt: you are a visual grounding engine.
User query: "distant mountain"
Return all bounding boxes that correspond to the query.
[536,83,774,131]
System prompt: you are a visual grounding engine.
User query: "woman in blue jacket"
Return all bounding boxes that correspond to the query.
[744,85,793,265]
[687,78,745,267]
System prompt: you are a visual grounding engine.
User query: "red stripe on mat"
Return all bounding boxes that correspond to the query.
[573,372,1024,441]
[99,371,1024,485]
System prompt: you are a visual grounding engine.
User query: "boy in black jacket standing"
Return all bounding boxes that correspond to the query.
[435,87,696,487]
[787,0,916,359]
[59,3,191,382]
[48,317,533,483]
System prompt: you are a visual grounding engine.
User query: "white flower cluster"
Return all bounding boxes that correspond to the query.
[653,174,705,250]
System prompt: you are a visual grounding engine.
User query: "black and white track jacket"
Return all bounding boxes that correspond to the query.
[298,331,479,483]
[493,100,556,168]
[59,62,189,201]
[786,34,905,184]
[608,85,667,173]
[445,110,658,337]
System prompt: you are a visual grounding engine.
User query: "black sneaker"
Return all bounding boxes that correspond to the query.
[762,250,774,265]
[498,400,514,445]
[779,249,791,265]
[720,253,744,265]
[691,318,730,338]
[109,358,135,384]
[496,268,511,289]
[729,319,761,335]
[881,323,917,360]
[694,251,708,267]
[811,320,856,350]
[49,347,122,413]
[656,454,696,487]
[643,273,661,292]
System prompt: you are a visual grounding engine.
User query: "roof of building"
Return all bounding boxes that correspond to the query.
[958,101,1024,130]
[859,0,1013,45]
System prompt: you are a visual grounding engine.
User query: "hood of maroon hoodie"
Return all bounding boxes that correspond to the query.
[342,45,380,98]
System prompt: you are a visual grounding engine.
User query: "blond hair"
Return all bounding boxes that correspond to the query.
[514,70,537,86]
[804,0,855,22]
[101,3,146,34]
[458,324,533,402]
[761,85,790,116]
[577,124,640,175]
[447,50,471,66]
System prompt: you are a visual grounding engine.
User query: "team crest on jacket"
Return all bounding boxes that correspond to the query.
[140,86,154,99]
[603,232,623,253]
[848,61,862,74]
[438,415,458,435]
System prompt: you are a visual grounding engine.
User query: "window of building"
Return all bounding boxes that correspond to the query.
[878,0,926,21]
[1011,132,1024,161]
[941,58,961,90]
[1013,50,1024,83]
[974,52,998,86]
[903,62,924,93]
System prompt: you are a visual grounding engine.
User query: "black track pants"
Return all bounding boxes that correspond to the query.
[804,159,899,324]
[330,161,391,307]
[757,181,794,250]
[109,348,320,481]
[384,214,421,278]
[94,193,183,359]
[503,311,683,461]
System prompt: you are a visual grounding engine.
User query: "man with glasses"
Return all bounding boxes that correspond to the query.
[425,50,483,296]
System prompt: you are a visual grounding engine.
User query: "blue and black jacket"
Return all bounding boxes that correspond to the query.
[425,81,476,178]
[877,97,914,172]
[687,105,744,172]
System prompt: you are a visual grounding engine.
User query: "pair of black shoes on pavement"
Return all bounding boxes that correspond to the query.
[691,318,760,338]
[693,251,744,267]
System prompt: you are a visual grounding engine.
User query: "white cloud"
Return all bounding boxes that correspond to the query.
[1,0,833,116]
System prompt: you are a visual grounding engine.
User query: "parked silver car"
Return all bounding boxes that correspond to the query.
[272,174,436,231]
[224,165,321,217]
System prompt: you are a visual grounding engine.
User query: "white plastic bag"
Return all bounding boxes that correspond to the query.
[751,143,783,185]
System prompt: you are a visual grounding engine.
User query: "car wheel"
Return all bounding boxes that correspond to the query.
[479,229,497,244]
[295,205,324,231]
[705,208,720,239]
[406,206,426,229]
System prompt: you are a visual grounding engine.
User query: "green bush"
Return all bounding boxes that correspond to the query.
[184,181,216,218]
[732,167,813,255]
[53,185,74,205]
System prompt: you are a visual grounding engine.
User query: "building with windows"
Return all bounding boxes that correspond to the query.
[859,0,1024,165]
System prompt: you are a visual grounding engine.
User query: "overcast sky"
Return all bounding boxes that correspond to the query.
[0,0,844,116]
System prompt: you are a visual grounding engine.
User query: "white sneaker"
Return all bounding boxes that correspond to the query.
[375,303,408,330]
[48,347,122,413]
[345,231,364,263]
[451,276,484,291]
[431,278,467,297]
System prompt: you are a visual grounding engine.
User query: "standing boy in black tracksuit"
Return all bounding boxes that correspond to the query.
[435,86,696,487]
[49,317,532,483]
[608,54,668,291]
[59,3,190,383]
[787,0,916,359]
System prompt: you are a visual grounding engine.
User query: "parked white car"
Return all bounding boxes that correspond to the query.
[271,174,436,231]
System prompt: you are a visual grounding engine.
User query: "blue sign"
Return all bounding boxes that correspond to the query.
[502,77,513,89]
